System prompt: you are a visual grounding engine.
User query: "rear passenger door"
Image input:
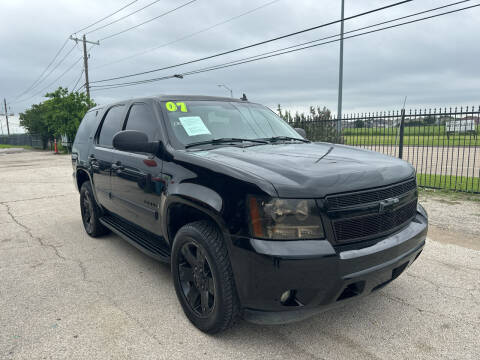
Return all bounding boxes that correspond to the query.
[90,104,126,211]
[110,102,164,236]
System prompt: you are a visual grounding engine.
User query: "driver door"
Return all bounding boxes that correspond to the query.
[110,101,164,236]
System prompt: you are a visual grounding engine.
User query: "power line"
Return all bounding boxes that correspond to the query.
[86,0,163,35]
[16,43,95,104]
[13,37,70,99]
[73,0,139,34]
[92,0,412,83]
[180,0,473,78]
[99,0,199,42]
[71,68,85,91]
[181,2,480,77]
[13,1,139,101]
[18,56,83,103]
[93,0,281,69]
[12,43,78,104]
[90,1,480,91]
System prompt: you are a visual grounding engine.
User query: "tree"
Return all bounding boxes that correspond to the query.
[354,119,365,128]
[277,104,338,142]
[276,104,283,117]
[20,87,95,149]
[19,103,52,149]
[423,115,436,125]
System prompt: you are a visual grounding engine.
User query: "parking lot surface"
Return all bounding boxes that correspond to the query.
[1,151,479,360]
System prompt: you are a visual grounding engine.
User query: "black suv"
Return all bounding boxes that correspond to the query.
[72,95,428,333]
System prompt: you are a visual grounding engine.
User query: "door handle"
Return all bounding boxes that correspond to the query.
[88,154,100,170]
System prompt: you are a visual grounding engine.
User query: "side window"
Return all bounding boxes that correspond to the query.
[75,109,99,144]
[98,105,125,147]
[124,103,159,141]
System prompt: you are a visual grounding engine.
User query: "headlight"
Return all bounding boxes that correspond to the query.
[247,196,325,240]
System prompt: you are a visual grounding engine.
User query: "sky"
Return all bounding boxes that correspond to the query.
[1,0,479,134]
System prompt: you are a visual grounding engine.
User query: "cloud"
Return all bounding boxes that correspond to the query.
[1,0,479,130]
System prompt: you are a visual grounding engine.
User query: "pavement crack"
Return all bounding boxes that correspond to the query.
[92,287,164,347]
[2,203,67,262]
[405,273,476,292]
[379,292,478,327]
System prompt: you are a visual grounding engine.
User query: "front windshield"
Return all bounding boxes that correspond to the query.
[161,100,302,147]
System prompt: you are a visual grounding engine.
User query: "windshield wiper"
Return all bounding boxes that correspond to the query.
[263,136,310,143]
[185,138,268,148]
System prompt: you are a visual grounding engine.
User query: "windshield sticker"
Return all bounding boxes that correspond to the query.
[166,101,188,112]
[179,116,211,136]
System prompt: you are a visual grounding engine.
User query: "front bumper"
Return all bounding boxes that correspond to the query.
[229,209,427,325]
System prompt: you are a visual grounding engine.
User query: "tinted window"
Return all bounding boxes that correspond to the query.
[75,109,99,144]
[98,105,125,147]
[125,104,159,141]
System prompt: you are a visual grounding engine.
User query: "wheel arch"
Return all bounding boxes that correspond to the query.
[76,168,91,192]
[164,195,230,250]
[76,167,102,206]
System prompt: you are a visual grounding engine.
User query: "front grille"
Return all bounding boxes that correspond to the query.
[327,178,417,209]
[326,178,418,243]
[333,200,417,242]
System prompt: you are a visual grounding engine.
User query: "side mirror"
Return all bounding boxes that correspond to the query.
[112,130,158,154]
[295,128,307,139]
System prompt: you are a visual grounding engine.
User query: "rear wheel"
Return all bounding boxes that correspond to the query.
[80,181,109,237]
[171,220,239,333]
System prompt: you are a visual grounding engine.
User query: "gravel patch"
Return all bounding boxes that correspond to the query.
[419,191,480,236]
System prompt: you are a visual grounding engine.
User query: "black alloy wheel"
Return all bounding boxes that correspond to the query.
[171,220,239,333]
[178,241,216,317]
[81,190,94,233]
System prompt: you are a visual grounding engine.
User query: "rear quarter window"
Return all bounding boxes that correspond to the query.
[98,105,126,147]
[74,109,101,144]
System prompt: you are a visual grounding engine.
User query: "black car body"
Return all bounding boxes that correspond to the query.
[72,95,427,333]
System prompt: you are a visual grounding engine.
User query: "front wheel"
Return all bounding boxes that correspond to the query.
[171,221,239,333]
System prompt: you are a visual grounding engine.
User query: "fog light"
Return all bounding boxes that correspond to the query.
[280,290,293,304]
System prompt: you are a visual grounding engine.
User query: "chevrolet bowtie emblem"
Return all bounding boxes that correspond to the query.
[378,197,399,213]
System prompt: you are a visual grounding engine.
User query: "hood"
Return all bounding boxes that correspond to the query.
[187,142,415,198]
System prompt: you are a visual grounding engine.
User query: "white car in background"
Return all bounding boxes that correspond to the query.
[446,119,477,137]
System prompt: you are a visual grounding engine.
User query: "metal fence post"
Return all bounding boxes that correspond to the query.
[398,108,405,159]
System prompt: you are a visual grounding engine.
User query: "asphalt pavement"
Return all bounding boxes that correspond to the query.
[0,150,478,360]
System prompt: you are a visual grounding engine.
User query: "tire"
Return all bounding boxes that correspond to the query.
[80,181,109,237]
[171,220,240,333]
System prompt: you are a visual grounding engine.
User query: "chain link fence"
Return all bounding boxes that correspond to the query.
[0,134,44,149]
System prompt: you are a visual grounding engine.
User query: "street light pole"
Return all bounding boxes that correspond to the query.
[337,0,345,134]
[217,84,233,98]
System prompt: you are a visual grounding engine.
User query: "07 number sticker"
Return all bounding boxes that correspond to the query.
[166,101,188,112]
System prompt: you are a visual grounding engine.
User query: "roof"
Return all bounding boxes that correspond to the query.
[90,94,251,111]
[155,94,248,102]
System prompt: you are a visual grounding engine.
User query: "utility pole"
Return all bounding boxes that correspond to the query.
[1,98,13,135]
[336,0,345,134]
[69,35,99,100]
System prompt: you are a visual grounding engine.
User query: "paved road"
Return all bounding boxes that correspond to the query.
[1,151,479,360]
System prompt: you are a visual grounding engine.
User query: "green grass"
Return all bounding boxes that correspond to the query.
[0,144,32,149]
[343,135,480,146]
[418,187,480,202]
[343,125,479,137]
[417,173,480,193]
[339,124,480,146]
